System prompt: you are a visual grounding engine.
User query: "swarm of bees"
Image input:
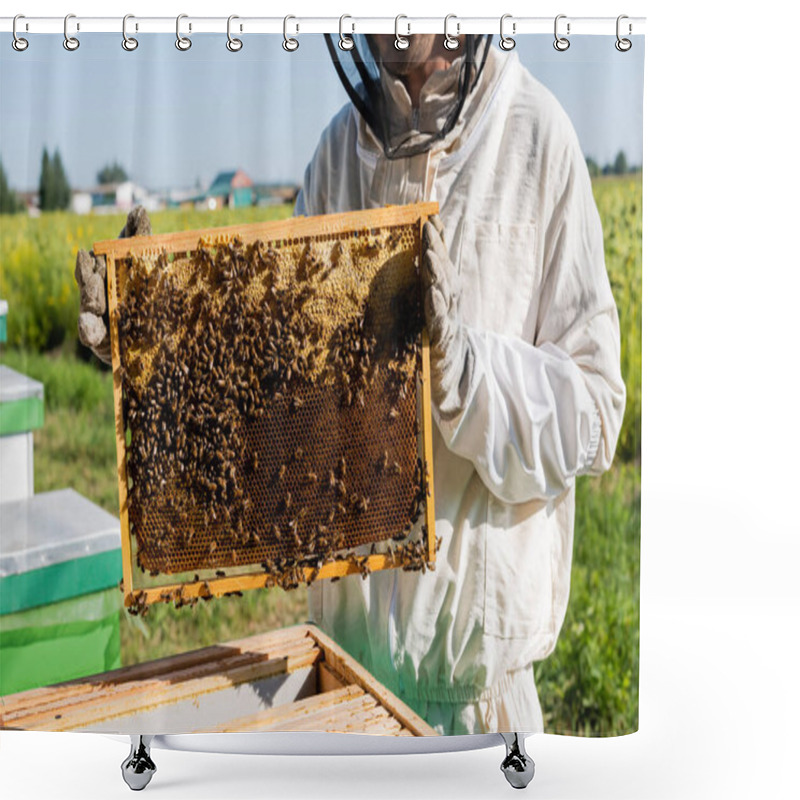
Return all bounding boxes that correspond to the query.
[114,224,435,613]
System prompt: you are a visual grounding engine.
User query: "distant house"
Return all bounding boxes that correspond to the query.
[203,170,254,210]
[253,183,300,207]
[82,181,160,214]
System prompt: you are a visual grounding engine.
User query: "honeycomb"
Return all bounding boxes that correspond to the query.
[110,211,434,593]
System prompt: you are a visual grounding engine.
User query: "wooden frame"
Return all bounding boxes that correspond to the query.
[93,203,439,609]
[0,624,438,736]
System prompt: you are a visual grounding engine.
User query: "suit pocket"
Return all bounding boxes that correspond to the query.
[483,495,555,641]
[457,220,538,339]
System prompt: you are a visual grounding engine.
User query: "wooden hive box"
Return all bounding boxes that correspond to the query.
[0,624,437,736]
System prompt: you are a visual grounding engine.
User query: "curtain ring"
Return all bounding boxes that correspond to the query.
[63,14,80,51]
[394,15,410,51]
[339,15,354,51]
[227,15,242,51]
[12,15,29,52]
[499,14,515,51]
[283,15,299,51]
[616,15,632,51]
[554,14,570,51]
[443,14,460,51]
[122,15,138,51]
[176,14,192,51]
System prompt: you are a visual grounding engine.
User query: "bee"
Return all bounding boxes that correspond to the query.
[215,570,226,578]
[278,464,287,481]
[304,472,318,485]
[388,406,399,420]
[272,524,282,540]
[337,456,347,478]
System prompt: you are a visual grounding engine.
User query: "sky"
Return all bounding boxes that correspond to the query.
[0,34,644,192]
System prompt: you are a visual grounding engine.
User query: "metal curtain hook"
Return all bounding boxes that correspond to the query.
[616,14,632,51]
[63,13,79,51]
[227,15,242,51]
[499,14,515,51]
[12,14,29,52]
[339,15,354,51]
[443,14,460,51]
[554,14,570,51]
[394,15,409,51]
[283,15,299,51]
[176,14,192,51]
[122,15,138,51]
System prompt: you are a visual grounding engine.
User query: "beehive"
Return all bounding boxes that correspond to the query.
[0,624,438,736]
[93,203,439,611]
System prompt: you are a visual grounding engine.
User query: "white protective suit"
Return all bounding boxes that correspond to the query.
[295,45,626,734]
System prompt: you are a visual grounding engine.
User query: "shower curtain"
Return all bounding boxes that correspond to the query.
[0,25,644,740]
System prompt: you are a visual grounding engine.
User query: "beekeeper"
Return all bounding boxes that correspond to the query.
[75,33,625,736]
[296,33,626,735]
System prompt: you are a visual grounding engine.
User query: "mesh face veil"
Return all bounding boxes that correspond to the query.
[324,34,492,160]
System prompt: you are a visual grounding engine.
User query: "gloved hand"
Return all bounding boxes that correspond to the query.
[75,206,151,364]
[421,215,473,420]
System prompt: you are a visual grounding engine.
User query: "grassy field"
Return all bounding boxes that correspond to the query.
[0,176,641,734]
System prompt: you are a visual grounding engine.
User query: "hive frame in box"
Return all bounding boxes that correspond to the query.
[93,204,439,610]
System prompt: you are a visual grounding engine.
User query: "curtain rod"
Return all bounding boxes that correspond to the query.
[0,16,646,37]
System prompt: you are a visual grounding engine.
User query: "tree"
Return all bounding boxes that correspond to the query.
[0,159,24,214]
[585,157,601,179]
[97,161,128,185]
[613,150,628,176]
[38,148,53,211]
[51,149,71,210]
[38,148,72,211]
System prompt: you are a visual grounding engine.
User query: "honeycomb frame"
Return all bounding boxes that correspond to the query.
[93,203,439,611]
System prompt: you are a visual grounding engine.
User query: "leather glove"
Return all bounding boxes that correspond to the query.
[421,215,473,420]
[75,206,151,364]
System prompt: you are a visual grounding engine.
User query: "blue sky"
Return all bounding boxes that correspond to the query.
[0,34,644,192]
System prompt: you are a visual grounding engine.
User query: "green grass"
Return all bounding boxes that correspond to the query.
[0,179,641,732]
[535,464,640,735]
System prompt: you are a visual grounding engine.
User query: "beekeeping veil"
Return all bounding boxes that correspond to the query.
[324,34,492,161]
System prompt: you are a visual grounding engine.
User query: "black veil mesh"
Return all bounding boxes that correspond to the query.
[324,34,492,160]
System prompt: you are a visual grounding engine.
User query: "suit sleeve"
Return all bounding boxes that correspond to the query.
[433,134,626,504]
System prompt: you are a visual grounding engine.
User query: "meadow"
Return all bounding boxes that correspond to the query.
[0,176,641,735]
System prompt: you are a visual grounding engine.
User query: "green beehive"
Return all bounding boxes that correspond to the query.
[1,365,44,505]
[0,489,123,695]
